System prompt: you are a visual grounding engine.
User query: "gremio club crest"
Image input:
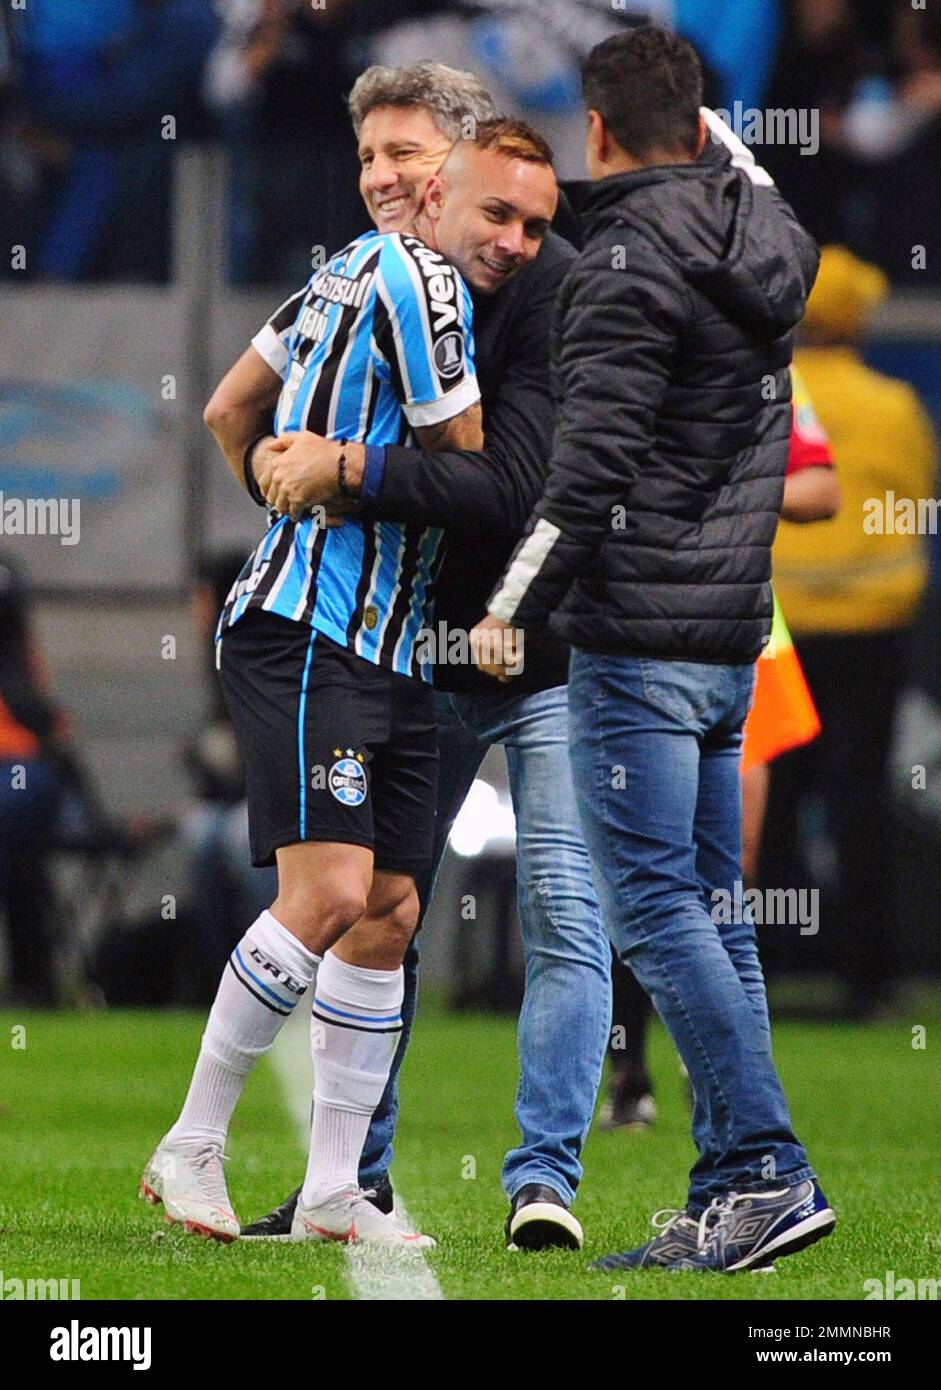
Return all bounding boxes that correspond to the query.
[328,749,368,807]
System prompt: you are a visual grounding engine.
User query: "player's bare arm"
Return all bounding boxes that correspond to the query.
[203,346,282,492]
[414,400,483,452]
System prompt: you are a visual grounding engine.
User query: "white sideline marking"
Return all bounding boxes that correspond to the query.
[270,1006,445,1301]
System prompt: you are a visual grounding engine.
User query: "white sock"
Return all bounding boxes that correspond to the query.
[165,910,319,1150]
[302,950,403,1206]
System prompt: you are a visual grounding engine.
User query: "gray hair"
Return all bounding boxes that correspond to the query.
[347,60,496,140]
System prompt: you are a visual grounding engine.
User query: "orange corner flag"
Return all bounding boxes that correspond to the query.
[742,595,821,773]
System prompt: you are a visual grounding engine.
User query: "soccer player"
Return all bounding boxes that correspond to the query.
[141,116,554,1247]
[240,65,612,1252]
[476,27,836,1273]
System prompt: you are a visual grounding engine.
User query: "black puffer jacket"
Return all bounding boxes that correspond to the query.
[489,143,819,663]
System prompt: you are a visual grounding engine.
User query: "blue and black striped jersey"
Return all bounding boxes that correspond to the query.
[217,230,479,680]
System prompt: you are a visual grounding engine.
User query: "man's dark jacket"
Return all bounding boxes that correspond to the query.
[369,229,576,693]
[491,144,820,663]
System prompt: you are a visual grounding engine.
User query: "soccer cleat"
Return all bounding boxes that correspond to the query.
[291,1188,435,1248]
[241,1176,394,1239]
[506,1184,583,1252]
[672,1179,836,1273]
[139,1141,239,1243]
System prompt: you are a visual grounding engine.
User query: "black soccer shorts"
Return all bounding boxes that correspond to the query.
[217,610,438,875]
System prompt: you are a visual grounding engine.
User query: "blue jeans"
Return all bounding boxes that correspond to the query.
[567,651,815,1213]
[360,684,612,1205]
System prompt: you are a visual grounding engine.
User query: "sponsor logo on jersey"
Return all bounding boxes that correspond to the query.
[309,267,375,310]
[296,303,330,345]
[403,237,459,333]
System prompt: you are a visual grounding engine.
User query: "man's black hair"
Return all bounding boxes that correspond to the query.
[581,25,703,161]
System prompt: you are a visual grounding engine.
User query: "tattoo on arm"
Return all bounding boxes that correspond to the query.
[414,402,484,453]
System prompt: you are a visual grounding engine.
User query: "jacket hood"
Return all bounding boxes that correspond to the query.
[575,146,819,339]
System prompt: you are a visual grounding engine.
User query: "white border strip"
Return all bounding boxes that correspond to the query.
[489,516,561,621]
[270,1004,444,1301]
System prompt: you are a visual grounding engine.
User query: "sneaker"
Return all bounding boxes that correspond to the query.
[673,1179,836,1273]
[241,1176,394,1240]
[598,1091,657,1132]
[590,1207,700,1270]
[506,1184,583,1251]
[591,1205,778,1272]
[291,1188,436,1249]
[139,1141,239,1243]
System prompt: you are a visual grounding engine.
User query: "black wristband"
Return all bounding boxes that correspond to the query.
[243,433,271,507]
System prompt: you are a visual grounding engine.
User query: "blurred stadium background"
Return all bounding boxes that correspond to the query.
[1,0,941,1026]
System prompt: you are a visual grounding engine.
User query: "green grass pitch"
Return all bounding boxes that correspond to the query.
[1,993,938,1301]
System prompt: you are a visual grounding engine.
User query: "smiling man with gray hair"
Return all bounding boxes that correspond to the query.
[347,59,497,141]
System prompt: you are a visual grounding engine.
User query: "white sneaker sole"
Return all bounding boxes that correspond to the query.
[508,1201,584,1252]
[728,1207,836,1272]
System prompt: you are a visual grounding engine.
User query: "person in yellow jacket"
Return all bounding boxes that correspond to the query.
[761,245,938,1018]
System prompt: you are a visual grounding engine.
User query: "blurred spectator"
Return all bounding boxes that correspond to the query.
[761,246,939,1017]
[0,553,68,1004]
[177,550,276,997]
[207,0,371,283]
[369,4,742,176]
[764,0,941,285]
[5,0,218,281]
[1,2,935,286]
[0,553,183,1006]
[849,0,941,286]
[762,0,871,247]
[203,0,284,119]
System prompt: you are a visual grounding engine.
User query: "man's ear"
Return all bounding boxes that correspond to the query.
[587,109,607,166]
[694,112,708,158]
[423,173,445,223]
